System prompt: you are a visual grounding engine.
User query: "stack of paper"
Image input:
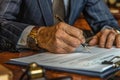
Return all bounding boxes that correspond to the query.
[8,46,120,78]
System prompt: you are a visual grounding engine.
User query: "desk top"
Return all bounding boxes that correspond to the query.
[0,51,35,80]
[0,51,120,80]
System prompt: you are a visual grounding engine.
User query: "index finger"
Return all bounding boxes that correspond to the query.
[63,25,84,40]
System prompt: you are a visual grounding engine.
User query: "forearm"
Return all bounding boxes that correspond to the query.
[0,0,46,52]
[0,20,47,52]
[0,20,30,51]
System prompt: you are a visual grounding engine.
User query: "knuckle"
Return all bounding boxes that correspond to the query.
[109,36,114,41]
[55,29,67,39]
[77,29,82,34]
[73,40,81,47]
[110,31,116,35]
[53,41,60,49]
[80,30,83,34]
[100,37,105,43]
[102,29,110,34]
[57,22,64,28]
[54,40,60,46]
[70,48,76,52]
[108,34,115,41]
[77,32,82,37]
[55,29,62,38]
[110,38,114,41]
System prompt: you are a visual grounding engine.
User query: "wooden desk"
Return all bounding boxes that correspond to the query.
[1,14,120,80]
[0,51,36,80]
[0,51,120,80]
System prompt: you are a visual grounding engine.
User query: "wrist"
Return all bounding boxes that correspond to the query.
[36,27,47,48]
[27,26,40,50]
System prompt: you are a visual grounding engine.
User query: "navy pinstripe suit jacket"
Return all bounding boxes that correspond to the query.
[0,0,119,51]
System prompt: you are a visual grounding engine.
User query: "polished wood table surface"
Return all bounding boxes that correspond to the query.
[0,51,120,80]
[0,51,36,80]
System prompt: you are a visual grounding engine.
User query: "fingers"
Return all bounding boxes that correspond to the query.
[99,29,115,48]
[100,29,118,48]
[88,32,101,46]
[89,28,120,48]
[53,22,85,53]
[105,31,116,48]
[37,22,85,54]
[115,34,120,48]
[54,39,76,54]
[56,29,82,47]
[57,22,85,43]
[37,23,120,54]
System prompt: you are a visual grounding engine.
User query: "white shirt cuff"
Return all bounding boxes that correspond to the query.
[17,25,35,48]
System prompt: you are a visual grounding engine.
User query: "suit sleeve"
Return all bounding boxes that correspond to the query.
[0,0,30,51]
[83,0,120,33]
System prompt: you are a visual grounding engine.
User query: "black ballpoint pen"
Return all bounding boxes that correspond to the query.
[55,14,91,53]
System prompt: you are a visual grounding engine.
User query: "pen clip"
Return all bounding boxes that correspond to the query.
[101,56,120,67]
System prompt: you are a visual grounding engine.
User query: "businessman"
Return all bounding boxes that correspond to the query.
[0,0,120,53]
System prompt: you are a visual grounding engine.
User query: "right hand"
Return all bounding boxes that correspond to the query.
[37,22,85,54]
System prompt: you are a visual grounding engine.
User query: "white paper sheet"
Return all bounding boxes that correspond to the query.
[11,46,120,72]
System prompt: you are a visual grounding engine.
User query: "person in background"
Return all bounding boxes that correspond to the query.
[0,0,120,53]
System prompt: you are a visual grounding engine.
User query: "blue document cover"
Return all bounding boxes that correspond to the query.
[7,46,120,78]
[7,60,120,78]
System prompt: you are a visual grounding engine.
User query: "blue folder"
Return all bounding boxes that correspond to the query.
[7,60,120,78]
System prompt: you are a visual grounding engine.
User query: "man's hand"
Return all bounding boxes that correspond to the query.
[37,22,85,53]
[88,28,120,48]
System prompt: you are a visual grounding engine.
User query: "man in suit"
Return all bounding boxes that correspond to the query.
[0,0,120,53]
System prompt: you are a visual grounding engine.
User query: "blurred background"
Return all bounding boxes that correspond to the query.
[104,0,120,21]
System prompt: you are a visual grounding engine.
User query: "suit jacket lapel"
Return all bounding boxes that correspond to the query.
[37,0,54,26]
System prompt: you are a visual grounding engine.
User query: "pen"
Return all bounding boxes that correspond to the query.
[55,15,91,53]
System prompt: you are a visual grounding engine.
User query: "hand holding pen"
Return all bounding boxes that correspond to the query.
[36,14,90,54]
[55,15,91,53]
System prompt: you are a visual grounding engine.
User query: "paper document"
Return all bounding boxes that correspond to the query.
[10,46,120,72]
